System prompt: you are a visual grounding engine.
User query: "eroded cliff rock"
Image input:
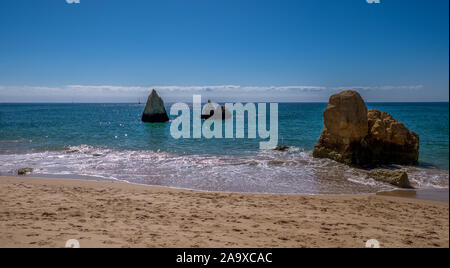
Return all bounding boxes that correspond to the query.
[367,169,411,188]
[313,90,419,166]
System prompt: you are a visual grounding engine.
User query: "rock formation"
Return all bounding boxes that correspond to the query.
[201,100,216,120]
[366,109,419,164]
[18,168,33,176]
[214,106,232,120]
[274,145,290,151]
[312,90,369,165]
[367,169,411,188]
[313,90,419,166]
[201,100,232,120]
[141,89,170,123]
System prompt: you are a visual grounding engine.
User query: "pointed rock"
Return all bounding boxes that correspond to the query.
[141,89,170,123]
[367,169,412,188]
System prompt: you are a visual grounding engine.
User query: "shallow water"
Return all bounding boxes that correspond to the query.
[0,102,448,194]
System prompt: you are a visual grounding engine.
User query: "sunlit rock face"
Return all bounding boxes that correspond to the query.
[142,89,170,123]
[313,90,419,166]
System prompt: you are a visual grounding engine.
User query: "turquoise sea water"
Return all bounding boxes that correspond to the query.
[0,102,448,194]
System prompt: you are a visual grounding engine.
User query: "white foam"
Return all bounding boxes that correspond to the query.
[0,145,448,194]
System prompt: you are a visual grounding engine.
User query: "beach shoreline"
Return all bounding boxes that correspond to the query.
[0,176,448,248]
[3,173,450,202]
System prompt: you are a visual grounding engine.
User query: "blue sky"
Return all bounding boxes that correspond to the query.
[0,0,448,102]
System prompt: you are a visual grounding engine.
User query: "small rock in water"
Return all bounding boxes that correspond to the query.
[17,168,33,176]
[274,145,290,151]
[201,100,232,120]
[367,169,412,188]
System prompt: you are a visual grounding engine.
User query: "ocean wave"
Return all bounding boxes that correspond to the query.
[0,145,448,194]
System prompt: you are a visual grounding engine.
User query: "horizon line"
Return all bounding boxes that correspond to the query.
[1,101,449,104]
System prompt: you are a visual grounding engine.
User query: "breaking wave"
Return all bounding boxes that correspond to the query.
[0,145,447,195]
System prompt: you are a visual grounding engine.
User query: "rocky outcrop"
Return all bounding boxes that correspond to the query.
[322,90,369,141]
[313,90,369,165]
[201,100,216,120]
[274,145,290,151]
[142,89,169,123]
[201,100,232,120]
[366,109,419,164]
[313,90,419,166]
[214,106,232,120]
[367,169,411,188]
[18,168,33,175]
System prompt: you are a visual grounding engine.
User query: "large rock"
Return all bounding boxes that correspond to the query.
[274,145,290,151]
[367,169,411,188]
[323,90,368,140]
[313,90,369,165]
[313,90,419,166]
[141,89,169,123]
[366,109,419,164]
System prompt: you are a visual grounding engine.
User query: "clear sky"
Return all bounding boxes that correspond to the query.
[0,0,448,102]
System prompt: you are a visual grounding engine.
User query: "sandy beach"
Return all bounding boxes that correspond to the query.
[0,176,448,248]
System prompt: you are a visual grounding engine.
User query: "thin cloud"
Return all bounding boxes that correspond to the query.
[50,84,423,92]
[331,85,424,91]
[0,84,426,102]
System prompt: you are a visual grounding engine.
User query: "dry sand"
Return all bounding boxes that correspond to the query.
[0,176,448,248]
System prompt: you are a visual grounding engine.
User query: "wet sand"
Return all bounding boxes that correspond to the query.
[0,176,448,248]
[377,189,450,202]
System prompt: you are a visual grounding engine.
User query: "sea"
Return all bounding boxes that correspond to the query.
[0,102,448,195]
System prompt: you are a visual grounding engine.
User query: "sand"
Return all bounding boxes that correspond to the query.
[0,176,448,248]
